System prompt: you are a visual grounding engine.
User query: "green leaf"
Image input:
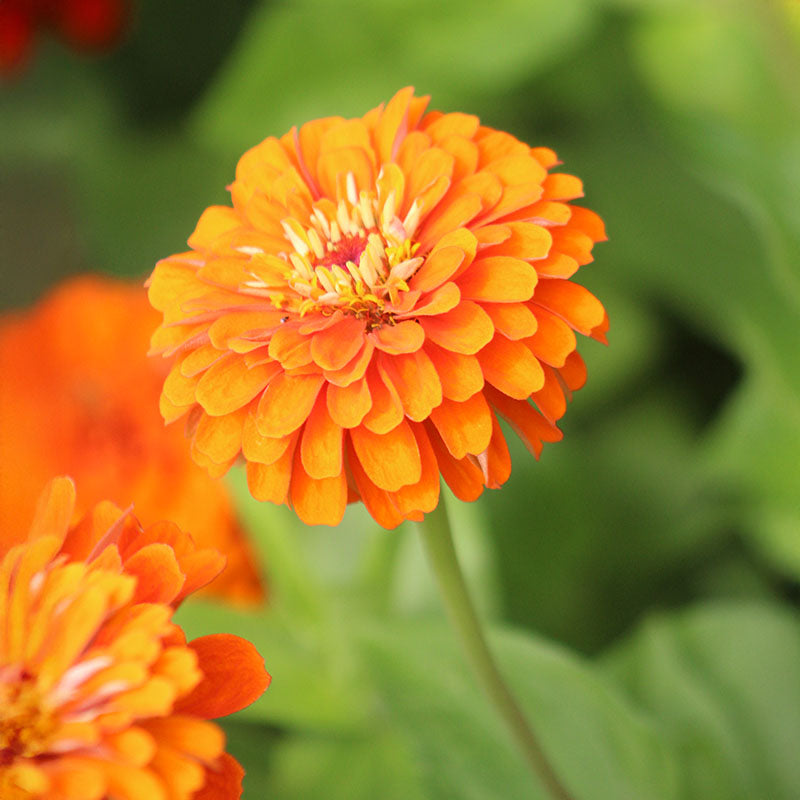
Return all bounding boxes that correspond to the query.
[603,602,800,800]
[352,619,680,799]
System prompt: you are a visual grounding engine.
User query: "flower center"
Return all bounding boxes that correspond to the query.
[241,171,424,326]
[0,677,58,761]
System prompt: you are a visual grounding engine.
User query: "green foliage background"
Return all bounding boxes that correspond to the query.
[2,0,799,796]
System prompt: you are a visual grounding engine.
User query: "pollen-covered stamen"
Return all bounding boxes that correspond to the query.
[241,171,424,323]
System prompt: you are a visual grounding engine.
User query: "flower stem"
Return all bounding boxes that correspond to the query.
[418,501,574,800]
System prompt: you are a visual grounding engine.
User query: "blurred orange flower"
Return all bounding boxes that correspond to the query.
[0,276,263,605]
[0,477,270,799]
[148,88,608,528]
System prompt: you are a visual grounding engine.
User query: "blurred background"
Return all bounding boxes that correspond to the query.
[2,0,800,797]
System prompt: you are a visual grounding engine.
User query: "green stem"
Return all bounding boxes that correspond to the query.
[418,501,574,800]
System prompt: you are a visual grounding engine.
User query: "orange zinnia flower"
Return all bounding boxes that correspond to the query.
[0,276,263,606]
[0,477,270,799]
[148,88,608,528]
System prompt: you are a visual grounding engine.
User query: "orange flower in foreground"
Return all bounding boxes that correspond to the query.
[148,88,608,528]
[0,276,263,605]
[0,477,270,800]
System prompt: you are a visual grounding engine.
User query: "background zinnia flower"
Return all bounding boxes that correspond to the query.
[148,87,608,528]
[0,476,270,799]
[0,275,263,605]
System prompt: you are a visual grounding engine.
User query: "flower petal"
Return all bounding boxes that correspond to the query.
[420,301,494,355]
[379,350,442,421]
[429,393,493,460]
[290,447,347,526]
[196,357,272,417]
[311,316,366,370]
[458,256,537,303]
[256,373,324,438]
[175,634,270,719]
[301,394,344,479]
[371,320,425,354]
[424,343,484,402]
[477,335,544,399]
[350,420,421,492]
[326,377,372,428]
[362,365,404,434]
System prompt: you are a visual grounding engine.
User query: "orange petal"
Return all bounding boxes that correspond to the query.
[301,394,343,479]
[551,227,595,266]
[477,335,544,399]
[196,356,272,416]
[290,446,347,526]
[420,301,494,355]
[417,194,483,250]
[524,305,576,368]
[569,205,608,242]
[246,436,296,504]
[194,753,245,800]
[124,544,184,604]
[532,364,568,423]
[326,377,372,428]
[268,324,314,370]
[485,386,562,458]
[194,407,246,464]
[429,393,493,460]
[374,86,417,164]
[425,342,484,402]
[403,282,461,317]
[311,316,366,370]
[482,302,538,340]
[458,256,537,303]
[26,476,76,543]
[559,350,587,392]
[379,350,442,421]
[390,423,440,517]
[317,147,375,202]
[345,439,405,529]
[371,320,424,354]
[256,373,324,438]
[478,221,552,261]
[409,245,466,293]
[175,633,270,719]
[349,420,421,492]
[362,365,404,434]
[541,172,584,200]
[323,338,375,387]
[425,422,485,502]
[143,717,224,763]
[242,412,291,464]
[532,279,606,336]
[482,413,512,489]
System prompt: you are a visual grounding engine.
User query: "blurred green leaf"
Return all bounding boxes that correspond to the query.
[191,0,596,155]
[604,602,800,800]
[356,619,679,800]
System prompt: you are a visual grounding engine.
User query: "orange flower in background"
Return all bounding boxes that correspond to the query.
[0,477,270,799]
[0,275,263,606]
[148,87,608,529]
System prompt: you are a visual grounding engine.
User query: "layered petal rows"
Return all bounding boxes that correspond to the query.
[148,88,608,528]
[0,477,270,800]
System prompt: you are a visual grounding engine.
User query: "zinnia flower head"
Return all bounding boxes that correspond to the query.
[0,275,263,606]
[0,477,270,799]
[148,88,608,529]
